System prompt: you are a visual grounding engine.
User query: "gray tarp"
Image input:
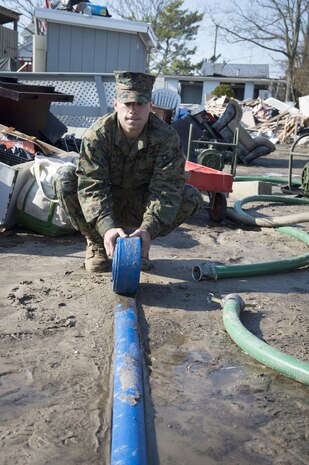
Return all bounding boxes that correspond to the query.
[0,57,17,71]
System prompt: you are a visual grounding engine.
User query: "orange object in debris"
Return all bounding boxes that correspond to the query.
[185,160,233,193]
[0,128,52,156]
[0,139,37,154]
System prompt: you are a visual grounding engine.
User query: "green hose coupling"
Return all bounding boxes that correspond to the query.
[207,293,246,312]
[222,294,246,312]
[192,261,217,281]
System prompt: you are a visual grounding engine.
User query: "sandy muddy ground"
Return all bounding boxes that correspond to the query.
[0,144,308,465]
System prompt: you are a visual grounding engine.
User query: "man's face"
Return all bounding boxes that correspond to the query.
[114,100,151,139]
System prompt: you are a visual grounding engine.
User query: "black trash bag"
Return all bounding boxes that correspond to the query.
[65,0,89,11]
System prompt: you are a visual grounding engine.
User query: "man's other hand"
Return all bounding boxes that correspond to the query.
[129,229,151,258]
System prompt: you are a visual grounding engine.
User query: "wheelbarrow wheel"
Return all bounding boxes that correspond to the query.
[209,192,227,222]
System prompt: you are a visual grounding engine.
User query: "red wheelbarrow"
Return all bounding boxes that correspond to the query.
[185,160,234,222]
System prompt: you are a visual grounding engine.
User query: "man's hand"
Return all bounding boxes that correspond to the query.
[129,229,151,258]
[104,228,128,258]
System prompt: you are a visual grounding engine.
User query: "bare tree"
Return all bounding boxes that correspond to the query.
[206,0,309,102]
[5,0,42,24]
[108,0,170,27]
[294,10,309,98]
[4,0,43,40]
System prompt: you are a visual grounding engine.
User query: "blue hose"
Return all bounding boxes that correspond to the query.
[111,297,147,465]
[111,238,147,464]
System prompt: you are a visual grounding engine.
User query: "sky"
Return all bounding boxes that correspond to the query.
[182,0,283,78]
[1,0,284,78]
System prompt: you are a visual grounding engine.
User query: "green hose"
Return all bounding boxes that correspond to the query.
[234,175,301,186]
[192,227,309,280]
[222,294,309,385]
[227,195,309,227]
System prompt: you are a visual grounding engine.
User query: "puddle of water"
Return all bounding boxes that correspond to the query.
[208,365,247,388]
[172,350,212,375]
[148,347,267,465]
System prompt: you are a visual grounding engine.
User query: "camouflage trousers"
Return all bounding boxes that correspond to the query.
[54,164,203,242]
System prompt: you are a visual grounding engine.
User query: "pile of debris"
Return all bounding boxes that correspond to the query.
[256,110,309,144]
[204,95,309,145]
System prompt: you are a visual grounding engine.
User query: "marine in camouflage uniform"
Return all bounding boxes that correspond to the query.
[54,71,203,272]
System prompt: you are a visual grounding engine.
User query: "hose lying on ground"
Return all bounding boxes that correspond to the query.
[205,191,309,385]
[111,297,147,465]
[234,175,301,186]
[221,294,309,385]
[111,239,147,465]
[192,226,309,281]
[226,195,309,227]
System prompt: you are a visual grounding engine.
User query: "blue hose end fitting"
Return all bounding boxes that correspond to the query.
[112,237,141,296]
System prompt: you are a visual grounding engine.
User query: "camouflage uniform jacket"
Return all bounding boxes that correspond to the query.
[77,111,186,239]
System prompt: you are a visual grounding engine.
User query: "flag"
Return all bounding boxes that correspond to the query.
[40,0,51,33]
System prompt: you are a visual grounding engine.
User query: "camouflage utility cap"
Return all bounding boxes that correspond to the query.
[114,71,155,104]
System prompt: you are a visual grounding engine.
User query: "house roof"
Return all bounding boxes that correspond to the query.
[161,74,283,86]
[201,62,269,79]
[0,5,20,25]
[34,7,157,48]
